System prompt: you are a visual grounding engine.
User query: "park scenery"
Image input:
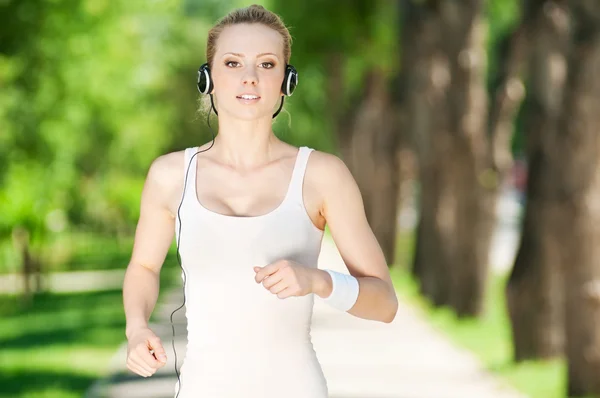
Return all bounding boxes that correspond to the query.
[1,1,600,398]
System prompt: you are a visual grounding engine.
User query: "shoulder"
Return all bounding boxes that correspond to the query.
[146,149,185,187]
[306,149,355,189]
[305,149,360,213]
[142,148,187,216]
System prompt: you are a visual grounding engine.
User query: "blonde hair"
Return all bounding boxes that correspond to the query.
[198,4,293,118]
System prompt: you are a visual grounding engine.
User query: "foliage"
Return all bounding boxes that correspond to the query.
[269,0,398,152]
[0,0,526,270]
[0,0,218,269]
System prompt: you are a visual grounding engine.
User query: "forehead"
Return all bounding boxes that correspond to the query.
[216,23,283,57]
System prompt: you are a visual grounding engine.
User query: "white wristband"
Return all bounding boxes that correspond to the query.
[320,269,359,312]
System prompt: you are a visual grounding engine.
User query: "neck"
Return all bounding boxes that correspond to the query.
[211,115,281,169]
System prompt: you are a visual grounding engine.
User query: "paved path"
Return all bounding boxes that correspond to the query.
[0,269,125,294]
[85,236,527,398]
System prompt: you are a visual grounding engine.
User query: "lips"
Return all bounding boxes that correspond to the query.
[236,94,261,100]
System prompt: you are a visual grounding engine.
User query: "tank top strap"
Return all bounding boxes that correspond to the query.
[286,146,314,204]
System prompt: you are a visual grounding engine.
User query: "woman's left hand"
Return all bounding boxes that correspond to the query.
[254,260,320,299]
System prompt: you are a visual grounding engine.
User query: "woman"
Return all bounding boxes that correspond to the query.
[122,4,398,398]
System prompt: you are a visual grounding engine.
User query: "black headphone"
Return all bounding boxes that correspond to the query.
[196,62,298,118]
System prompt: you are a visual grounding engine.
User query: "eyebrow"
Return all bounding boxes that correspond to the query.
[222,52,279,58]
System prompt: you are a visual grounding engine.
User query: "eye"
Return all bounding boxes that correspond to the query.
[225,61,239,67]
[260,62,275,69]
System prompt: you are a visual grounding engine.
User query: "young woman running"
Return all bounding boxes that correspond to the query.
[122,5,398,397]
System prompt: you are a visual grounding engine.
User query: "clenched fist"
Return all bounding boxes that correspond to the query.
[254,259,323,299]
[126,327,167,377]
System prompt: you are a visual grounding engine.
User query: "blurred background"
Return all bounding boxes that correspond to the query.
[2,0,600,397]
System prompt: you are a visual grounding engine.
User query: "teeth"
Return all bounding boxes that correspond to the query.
[239,95,258,99]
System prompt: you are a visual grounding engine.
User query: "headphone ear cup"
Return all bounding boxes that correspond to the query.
[197,63,213,94]
[281,65,298,96]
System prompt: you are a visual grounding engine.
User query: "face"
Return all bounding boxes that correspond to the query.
[211,23,286,120]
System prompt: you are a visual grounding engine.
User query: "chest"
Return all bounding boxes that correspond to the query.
[197,166,290,217]
[191,160,324,230]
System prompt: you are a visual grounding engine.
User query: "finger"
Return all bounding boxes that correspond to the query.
[255,264,274,283]
[262,271,284,289]
[268,279,288,295]
[130,362,152,377]
[148,350,167,368]
[254,265,270,283]
[148,337,168,363]
[275,286,293,299]
[136,345,162,369]
[127,358,153,377]
[255,261,285,283]
[130,352,156,374]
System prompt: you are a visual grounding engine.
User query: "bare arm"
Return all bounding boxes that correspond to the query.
[123,153,181,338]
[312,152,398,323]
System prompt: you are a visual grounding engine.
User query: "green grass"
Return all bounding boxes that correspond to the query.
[390,230,566,398]
[0,249,180,398]
[0,290,126,398]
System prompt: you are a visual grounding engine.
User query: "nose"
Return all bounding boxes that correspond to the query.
[242,67,258,86]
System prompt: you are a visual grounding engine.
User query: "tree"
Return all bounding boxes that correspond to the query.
[407,0,520,316]
[399,0,449,301]
[506,0,569,362]
[553,1,600,395]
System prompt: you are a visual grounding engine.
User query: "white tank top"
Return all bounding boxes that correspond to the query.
[173,146,328,397]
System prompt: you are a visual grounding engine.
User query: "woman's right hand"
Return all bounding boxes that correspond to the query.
[126,327,168,377]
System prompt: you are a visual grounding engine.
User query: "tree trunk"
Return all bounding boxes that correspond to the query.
[12,225,43,306]
[556,2,600,395]
[398,0,451,302]
[346,70,400,265]
[409,0,501,316]
[327,55,401,265]
[442,1,494,316]
[403,0,527,316]
[506,0,569,362]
